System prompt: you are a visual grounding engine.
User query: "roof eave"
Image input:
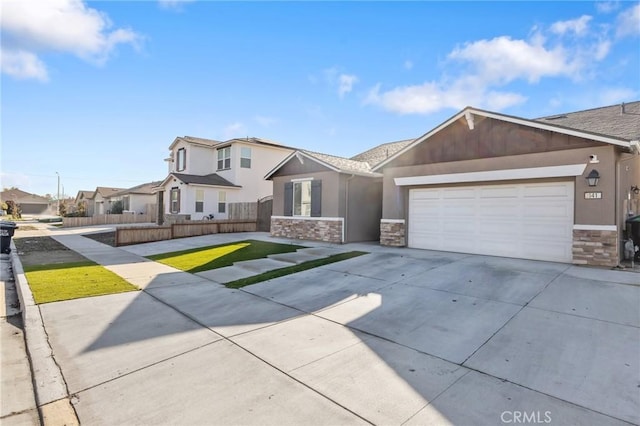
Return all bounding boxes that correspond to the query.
[372,106,632,172]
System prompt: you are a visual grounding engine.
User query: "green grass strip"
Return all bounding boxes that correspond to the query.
[24,261,138,304]
[225,251,367,289]
[147,239,305,273]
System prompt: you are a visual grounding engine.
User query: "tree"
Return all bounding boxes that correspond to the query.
[111,200,124,214]
[76,201,87,217]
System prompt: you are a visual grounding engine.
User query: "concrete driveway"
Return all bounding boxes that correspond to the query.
[32,234,639,425]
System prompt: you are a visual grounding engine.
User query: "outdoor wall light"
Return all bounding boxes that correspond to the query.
[586,169,600,187]
[632,185,640,195]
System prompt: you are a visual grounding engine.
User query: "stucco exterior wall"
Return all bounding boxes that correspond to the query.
[345,176,382,242]
[272,171,341,217]
[382,145,617,227]
[128,194,156,214]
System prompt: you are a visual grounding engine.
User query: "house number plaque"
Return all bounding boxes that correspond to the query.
[584,192,602,199]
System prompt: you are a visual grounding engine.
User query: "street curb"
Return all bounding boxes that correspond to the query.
[10,240,80,425]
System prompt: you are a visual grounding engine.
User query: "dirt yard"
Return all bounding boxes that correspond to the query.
[83,232,116,247]
[13,237,87,267]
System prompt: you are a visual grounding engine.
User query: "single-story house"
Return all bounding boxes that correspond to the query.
[108,181,161,215]
[0,188,52,215]
[75,190,95,216]
[92,187,126,215]
[374,102,640,267]
[266,140,413,243]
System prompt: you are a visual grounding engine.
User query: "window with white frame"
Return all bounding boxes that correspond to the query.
[195,189,204,213]
[240,147,251,168]
[293,180,312,216]
[177,148,186,172]
[218,191,226,213]
[170,187,180,213]
[217,147,231,170]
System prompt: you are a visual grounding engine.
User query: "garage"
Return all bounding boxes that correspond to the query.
[408,181,574,263]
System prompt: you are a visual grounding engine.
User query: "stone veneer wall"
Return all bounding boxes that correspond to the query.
[572,229,618,267]
[380,220,405,247]
[271,217,343,244]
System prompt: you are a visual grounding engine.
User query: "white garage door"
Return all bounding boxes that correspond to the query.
[408,181,574,263]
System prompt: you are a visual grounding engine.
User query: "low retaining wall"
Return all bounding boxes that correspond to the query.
[115,220,257,246]
[572,226,619,267]
[380,219,405,247]
[271,216,343,244]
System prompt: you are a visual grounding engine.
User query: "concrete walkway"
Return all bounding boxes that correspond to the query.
[12,230,640,425]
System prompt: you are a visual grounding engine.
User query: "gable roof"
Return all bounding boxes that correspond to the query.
[264,150,382,180]
[75,190,95,203]
[350,139,415,167]
[373,105,636,171]
[168,135,295,152]
[94,187,126,198]
[158,173,241,189]
[0,189,50,204]
[111,181,163,197]
[535,101,640,141]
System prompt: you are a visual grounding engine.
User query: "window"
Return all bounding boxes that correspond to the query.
[170,187,180,213]
[122,196,130,211]
[195,189,204,213]
[284,179,321,217]
[218,191,226,213]
[177,148,186,172]
[240,147,251,168]
[217,147,231,170]
[293,180,312,216]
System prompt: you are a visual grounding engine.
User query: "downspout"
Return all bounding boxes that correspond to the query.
[617,143,640,263]
[344,174,355,244]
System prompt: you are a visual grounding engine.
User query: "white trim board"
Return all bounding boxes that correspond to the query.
[381,219,405,223]
[272,215,344,222]
[573,224,617,231]
[394,164,586,186]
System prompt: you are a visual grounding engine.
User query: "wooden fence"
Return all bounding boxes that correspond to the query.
[228,202,257,220]
[63,213,156,228]
[115,220,257,246]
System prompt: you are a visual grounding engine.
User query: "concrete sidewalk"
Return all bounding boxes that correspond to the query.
[1,253,40,426]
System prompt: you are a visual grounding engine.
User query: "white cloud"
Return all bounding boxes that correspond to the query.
[338,74,358,98]
[158,0,195,11]
[0,49,48,82]
[404,60,414,70]
[223,122,247,139]
[364,17,622,116]
[321,67,358,97]
[616,3,640,38]
[255,115,276,127]
[596,1,620,14]
[0,0,141,80]
[448,36,577,84]
[550,15,593,36]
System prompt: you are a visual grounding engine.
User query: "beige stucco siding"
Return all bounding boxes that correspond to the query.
[382,145,617,226]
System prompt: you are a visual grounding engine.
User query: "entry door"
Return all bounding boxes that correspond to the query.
[408,181,574,262]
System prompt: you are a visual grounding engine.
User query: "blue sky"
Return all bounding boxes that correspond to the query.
[1,1,639,198]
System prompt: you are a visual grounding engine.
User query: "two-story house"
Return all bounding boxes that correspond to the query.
[155,136,293,221]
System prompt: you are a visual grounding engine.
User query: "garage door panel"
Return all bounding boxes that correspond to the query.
[479,186,519,198]
[523,184,572,198]
[409,181,574,263]
[442,188,476,199]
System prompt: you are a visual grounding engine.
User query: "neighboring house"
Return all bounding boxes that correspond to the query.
[75,190,95,216]
[155,136,293,221]
[108,181,161,214]
[374,102,639,267]
[92,187,126,215]
[266,140,413,243]
[0,188,52,215]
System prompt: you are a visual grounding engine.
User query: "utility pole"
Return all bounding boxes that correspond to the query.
[56,171,60,216]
